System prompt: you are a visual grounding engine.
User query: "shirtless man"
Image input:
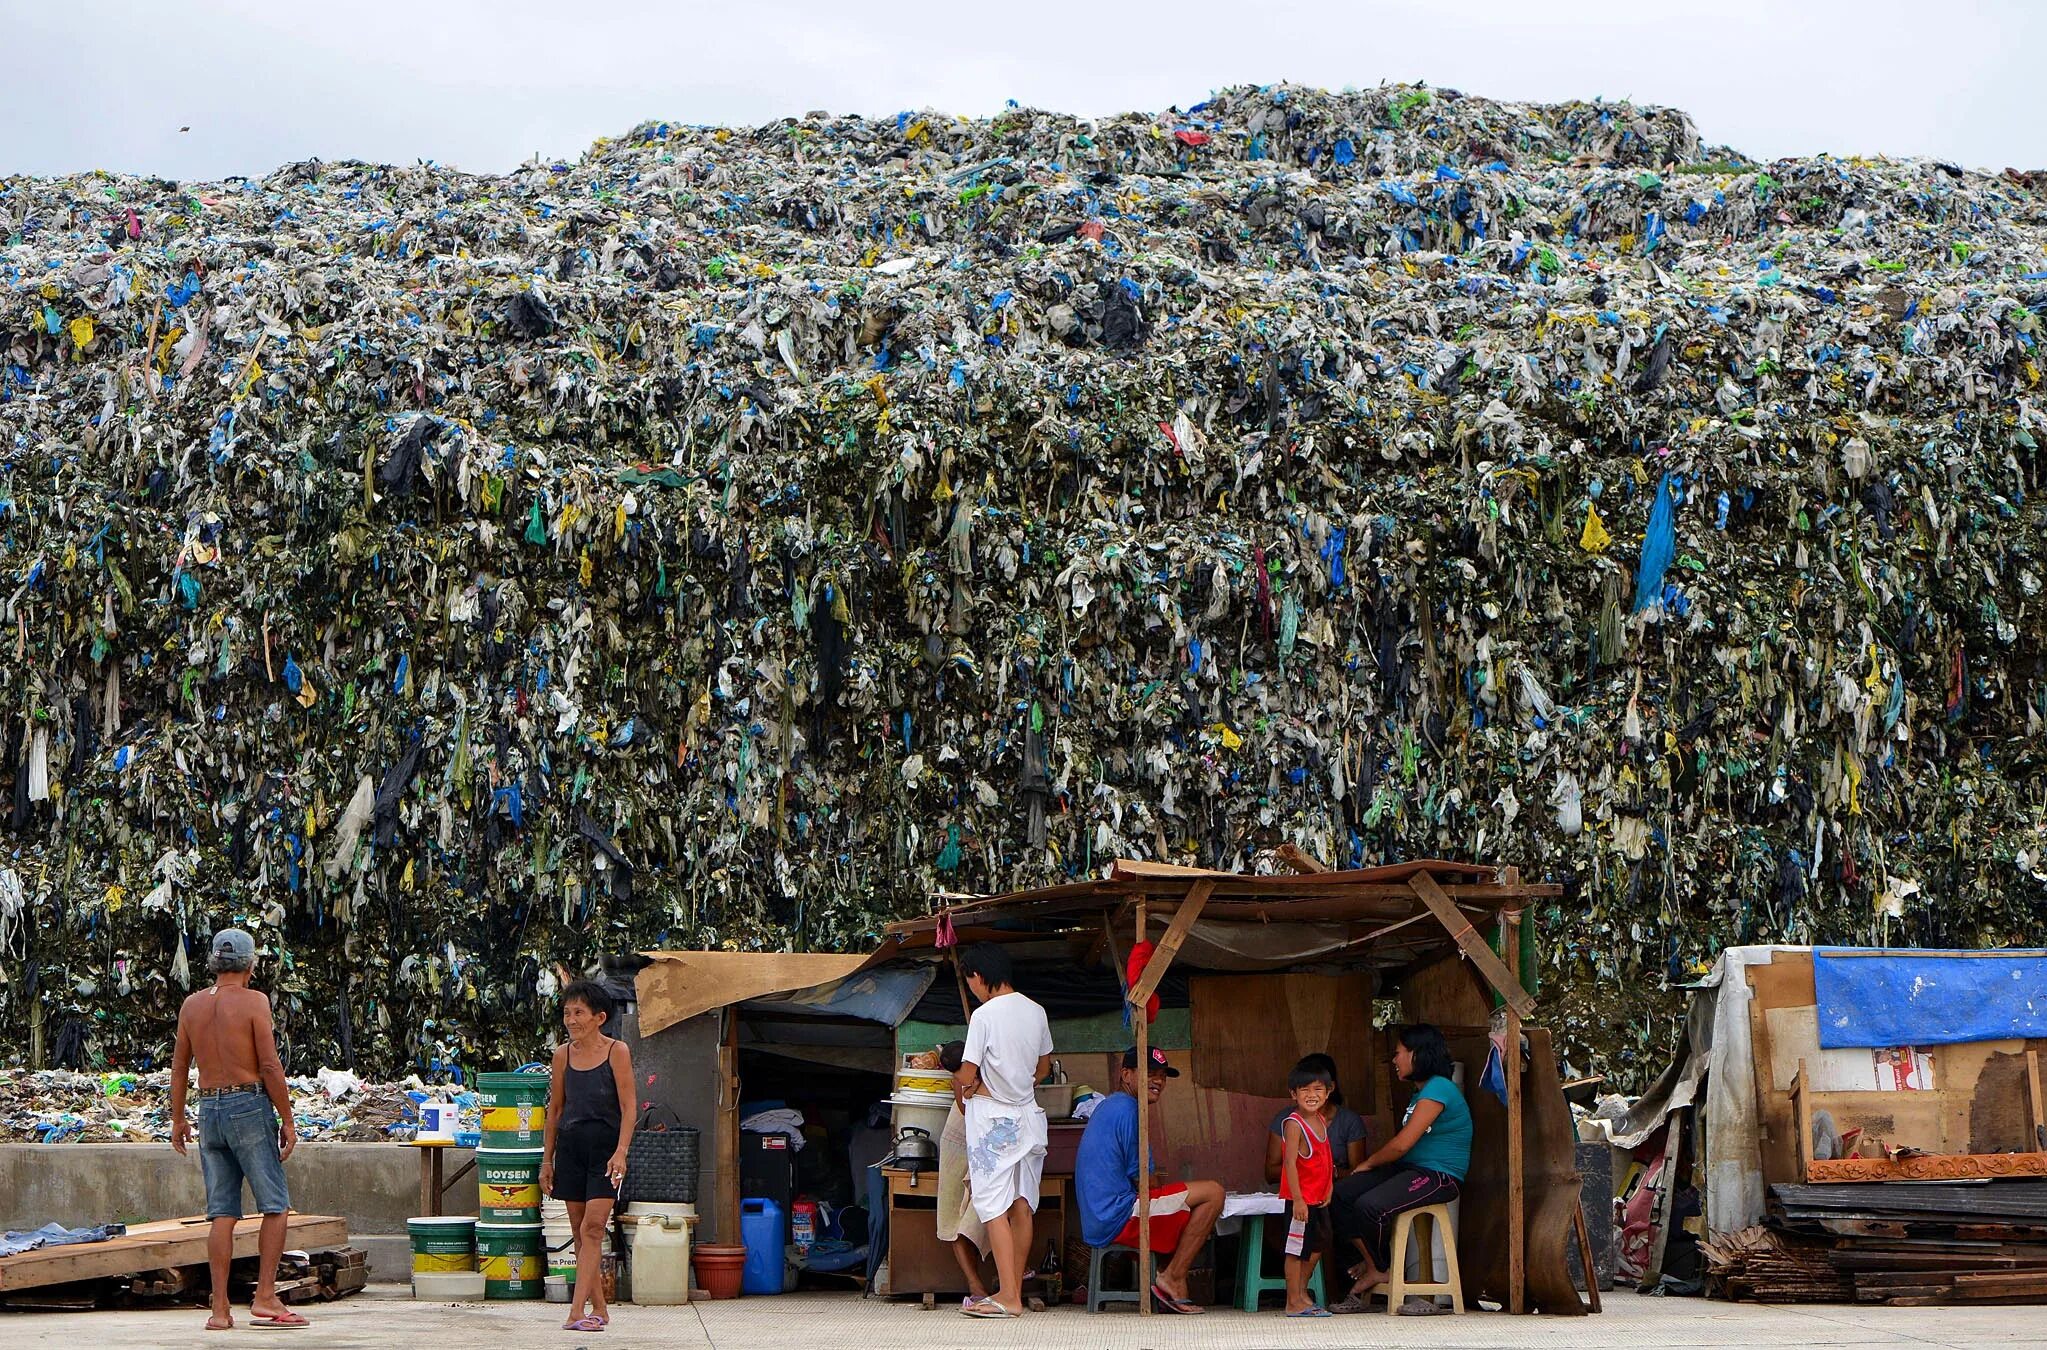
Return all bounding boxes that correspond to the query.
[170,929,307,1331]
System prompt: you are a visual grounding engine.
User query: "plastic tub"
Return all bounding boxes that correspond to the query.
[412,1270,486,1301]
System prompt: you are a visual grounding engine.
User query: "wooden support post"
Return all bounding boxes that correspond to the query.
[1792,1060,1813,1181]
[1503,907,1525,1314]
[951,949,974,1022]
[1134,901,1151,1316]
[1409,871,1534,1016]
[1127,880,1214,1009]
[718,1009,741,1246]
[2027,1049,2045,1152]
[416,1145,445,1218]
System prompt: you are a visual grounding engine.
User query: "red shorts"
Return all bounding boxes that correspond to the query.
[1111,1182,1191,1254]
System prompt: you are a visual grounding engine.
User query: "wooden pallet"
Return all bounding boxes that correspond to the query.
[0,1215,347,1294]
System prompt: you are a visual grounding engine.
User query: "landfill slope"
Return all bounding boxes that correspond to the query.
[3,84,2043,1082]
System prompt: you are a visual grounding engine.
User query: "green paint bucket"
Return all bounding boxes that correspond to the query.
[477,1072,548,1148]
[477,1221,544,1300]
[477,1147,545,1222]
[406,1216,476,1274]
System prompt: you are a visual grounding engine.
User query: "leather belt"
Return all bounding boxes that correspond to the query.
[196,1083,264,1099]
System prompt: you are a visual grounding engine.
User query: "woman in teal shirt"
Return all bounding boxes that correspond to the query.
[1328,1024,1471,1312]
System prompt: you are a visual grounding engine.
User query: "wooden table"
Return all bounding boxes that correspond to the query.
[406,1141,477,1216]
[882,1167,1067,1300]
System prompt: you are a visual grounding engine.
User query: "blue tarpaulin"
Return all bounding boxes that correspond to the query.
[743,965,936,1025]
[1813,948,2047,1048]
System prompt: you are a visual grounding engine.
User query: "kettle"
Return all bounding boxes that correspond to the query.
[891,1125,939,1172]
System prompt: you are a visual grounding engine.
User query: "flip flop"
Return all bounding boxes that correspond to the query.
[960,1300,1016,1319]
[251,1310,311,1329]
[565,1315,606,1331]
[1284,1305,1333,1318]
[1149,1284,1202,1313]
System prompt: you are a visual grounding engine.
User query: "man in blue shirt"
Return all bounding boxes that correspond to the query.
[1073,1048,1225,1313]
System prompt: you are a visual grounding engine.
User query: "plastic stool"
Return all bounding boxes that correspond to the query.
[1234,1213,1326,1311]
[1086,1244,1142,1313]
[1385,1203,1463,1314]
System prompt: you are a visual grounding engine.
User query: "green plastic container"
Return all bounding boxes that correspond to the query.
[477,1072,548,1148]
[477,1221,544,1300]
[477,1147,545,1222]
[406,1216,476,1274]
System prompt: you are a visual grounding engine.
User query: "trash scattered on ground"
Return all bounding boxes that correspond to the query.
[2,82,2043,1081]
[0,1069,462,1142]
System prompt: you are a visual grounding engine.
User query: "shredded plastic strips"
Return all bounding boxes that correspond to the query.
[1,83,2043,1082]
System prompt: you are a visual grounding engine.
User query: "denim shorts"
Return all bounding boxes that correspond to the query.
[198,1089,290,1219]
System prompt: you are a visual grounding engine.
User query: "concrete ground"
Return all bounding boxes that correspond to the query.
[0,1285,2043,1350]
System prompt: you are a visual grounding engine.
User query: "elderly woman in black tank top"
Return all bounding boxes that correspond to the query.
[541,980,637,1333]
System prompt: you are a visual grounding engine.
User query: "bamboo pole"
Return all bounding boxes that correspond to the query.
[1503,906,1525,1313]
[1134,900,1151,1316]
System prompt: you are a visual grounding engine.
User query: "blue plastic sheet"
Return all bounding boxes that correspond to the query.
[1814,948,2047,1048]
[1632,472,1679,612]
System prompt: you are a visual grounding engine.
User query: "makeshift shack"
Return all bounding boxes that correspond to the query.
[882,856,1593,1315]
[629,950,934,1250]
[1611,946,2047,1303]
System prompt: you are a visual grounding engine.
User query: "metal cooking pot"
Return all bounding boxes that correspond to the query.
[892,1125,939,1171]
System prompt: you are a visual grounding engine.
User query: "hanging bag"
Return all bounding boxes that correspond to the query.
[619,1102,700,1205]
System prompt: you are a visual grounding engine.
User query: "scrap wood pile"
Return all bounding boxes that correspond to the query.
[3,1244,368,1310]
[1704,1182,2047,1304]
[2,81,2045,1079]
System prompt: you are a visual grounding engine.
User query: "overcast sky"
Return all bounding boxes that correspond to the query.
[9,0,2043,181]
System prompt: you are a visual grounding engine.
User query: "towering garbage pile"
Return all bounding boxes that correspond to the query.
[2,84,2042,1079]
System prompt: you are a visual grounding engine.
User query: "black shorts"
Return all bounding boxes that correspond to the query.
[551,1120,622,1203]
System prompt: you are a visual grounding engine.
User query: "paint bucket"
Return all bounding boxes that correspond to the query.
[407,1216,476,1274]
[477,1221,544,1300]
[543,1213,578,1284]
[477,1147,544,1222]
[476,1071,548,1148]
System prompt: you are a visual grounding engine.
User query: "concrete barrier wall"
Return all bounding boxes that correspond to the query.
[0,1143,478,1235]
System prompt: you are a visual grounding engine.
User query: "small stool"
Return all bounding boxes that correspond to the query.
[1384,1203,1463,1315]
[1087,1243,1143,1312]
[1234,1213,1326,1312]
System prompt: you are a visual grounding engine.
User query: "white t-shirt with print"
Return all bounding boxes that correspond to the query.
[962,990,1053,1108]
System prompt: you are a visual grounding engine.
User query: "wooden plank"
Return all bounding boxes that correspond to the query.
[1409,872,1534,1015]
[1806,1152,2047,1183]
[1275,843,1330,874]
[1134,901,1152,1316]
[1128,880,1214,1008]
[1572,1201,1601,1314]
[0,1215,348,1293]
